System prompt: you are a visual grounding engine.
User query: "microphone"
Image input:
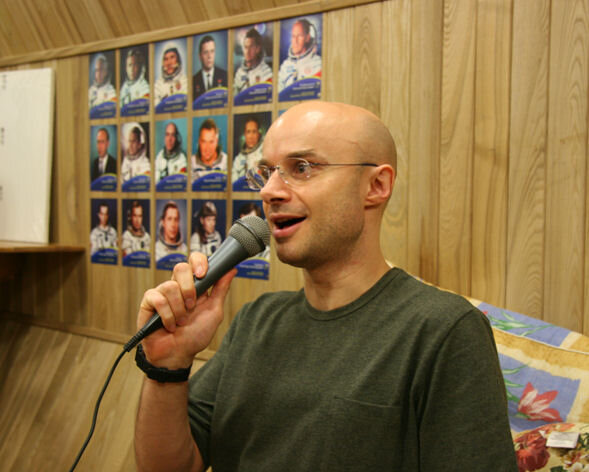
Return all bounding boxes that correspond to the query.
[124,215,271,352]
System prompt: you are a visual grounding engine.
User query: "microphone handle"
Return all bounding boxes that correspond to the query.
[124,238,250,352]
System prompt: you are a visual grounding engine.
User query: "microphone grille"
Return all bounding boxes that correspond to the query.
[229,215,271,257]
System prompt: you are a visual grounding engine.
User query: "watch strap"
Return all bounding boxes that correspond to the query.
[135,344,191,383]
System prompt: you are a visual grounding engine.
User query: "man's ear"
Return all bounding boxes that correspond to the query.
[365,165,395,208]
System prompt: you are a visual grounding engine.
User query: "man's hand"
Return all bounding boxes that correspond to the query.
[136,252,236,369]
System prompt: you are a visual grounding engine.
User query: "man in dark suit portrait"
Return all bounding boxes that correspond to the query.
[192,35,228,100]
[91,127,117,182]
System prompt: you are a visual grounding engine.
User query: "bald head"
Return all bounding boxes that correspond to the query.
[266,101,397,172]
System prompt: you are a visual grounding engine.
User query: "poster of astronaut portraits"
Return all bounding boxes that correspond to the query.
[121,199,151,268]
[154,118,188,191]
[191,114,228,192]
[233,23,273,106]
[155,199,188,270]
[278,14,322,102]
[154,38,188,114]
[90,124,117,191]
[120,44,150,116]
[232,199,270,280]
[193,30,229,110]
[88,50,117,119]
[191,199,227,257]
[232,111,271,192]
[90,198,118,265]
[121,122,151,192]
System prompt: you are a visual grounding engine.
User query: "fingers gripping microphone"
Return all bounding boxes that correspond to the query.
[124,215,271,351]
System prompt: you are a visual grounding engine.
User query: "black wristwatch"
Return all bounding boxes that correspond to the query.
[135,344,191,383]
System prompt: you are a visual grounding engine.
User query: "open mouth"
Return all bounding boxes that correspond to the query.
[274,217,305,230]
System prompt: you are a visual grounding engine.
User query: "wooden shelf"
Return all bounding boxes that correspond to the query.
[0,241,85,253]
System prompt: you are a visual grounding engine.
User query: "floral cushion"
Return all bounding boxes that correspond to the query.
[491,328,589,433]
[513,422,589,471]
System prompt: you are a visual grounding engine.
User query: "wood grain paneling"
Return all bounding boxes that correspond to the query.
[506,0,549,319]
[471,0,511,306]
[544,0,588,331]
[379,0,410,269]
[438,0,476,295]
[406,0,442,284]
[2,0,589,343]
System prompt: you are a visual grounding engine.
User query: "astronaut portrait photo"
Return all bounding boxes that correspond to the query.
[232,111,271,191]
[154,38,188,113]
[90,124,117,191]
[155,199,187,270]
[121,199,151,268]
[120,122,150,192]
[233,23,273,106]
[191,115,228,192]
[278,14,322,102]
[120,45,150,116]
[88,50,116,119]
[90,198,118,265]
[192,31,228,110]
[154,118,187,192]
[190,200,226,257]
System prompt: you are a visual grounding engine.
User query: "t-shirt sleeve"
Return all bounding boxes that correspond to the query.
[418,309,518,471]
[186,308,241,469]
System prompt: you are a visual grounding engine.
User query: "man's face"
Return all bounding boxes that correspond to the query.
[244,121,260,149]
[243,38,261,67]
[291,22,309,56]
[259,105,368,269]
[163,207,180,242]
[96,130,109,158]
[128,131,141,155]
[163,51,179,75]
[199,128,219,163]
[126,55,140,81]
[131,206,143,231]
[94,59,108,85]
[165,124,177,152]
[199,41,216,71]
[200,215,217,235]
[98,205,109,227]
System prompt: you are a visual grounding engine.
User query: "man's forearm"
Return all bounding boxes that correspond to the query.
[135,379,204,472]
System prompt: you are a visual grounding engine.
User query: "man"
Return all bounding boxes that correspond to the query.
[154,45,187,106]
[90,202,117,255]
[231,116,263,183]
[155,201,187,261]
[233,28,272,95]
[278,19,322,91]
[192,36,228,100]
[121,124,150,184]
[88,53,116,109]
[155,122,187,184]
[191,119,228,183]
[120,48,150,107]
[91,128,116,182]
[190,201,222,257]
[122,201,150,257]
[134,101,518,471]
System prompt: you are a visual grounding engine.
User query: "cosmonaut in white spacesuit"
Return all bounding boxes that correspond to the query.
[120,48,150,107]
[233,28,272,95]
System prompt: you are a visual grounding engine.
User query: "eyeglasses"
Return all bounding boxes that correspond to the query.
[245,158,378,190]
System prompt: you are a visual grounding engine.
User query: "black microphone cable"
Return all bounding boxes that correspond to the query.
[67,347,127,472]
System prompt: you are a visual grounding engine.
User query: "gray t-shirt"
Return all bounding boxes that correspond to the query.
[188,268,517,471]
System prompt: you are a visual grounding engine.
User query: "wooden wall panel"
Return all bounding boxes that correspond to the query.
[471,0,511,306]
[406,0,442,284]
[379,0,410,270]
[544,0,588,331]
[438,0,476,295]
[2,0,589,340]
[506,0,549,319]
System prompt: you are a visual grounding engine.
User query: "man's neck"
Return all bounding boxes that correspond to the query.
[201,153,217,166]
[302,254,391,312]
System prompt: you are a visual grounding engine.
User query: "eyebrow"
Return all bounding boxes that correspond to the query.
[257,149,324,167]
